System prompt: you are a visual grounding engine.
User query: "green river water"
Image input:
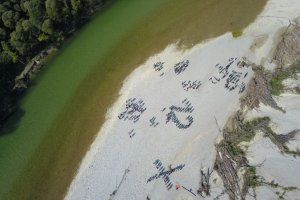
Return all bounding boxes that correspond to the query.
[0,0,266,199]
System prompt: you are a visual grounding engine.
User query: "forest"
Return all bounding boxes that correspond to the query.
[0,0,106,127]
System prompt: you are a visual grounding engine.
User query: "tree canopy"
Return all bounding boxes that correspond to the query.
[0,0,105,64]
[0,0,106,127]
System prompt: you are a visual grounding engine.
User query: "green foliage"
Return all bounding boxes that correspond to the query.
[283,145,300,157]
[232,30,243,38]
[45,0,58,19]
[269,74,286,96]
[71,0,82,13]
[267,181,298,199]
[42,19,53,34]
[0,27,6,38]
[270,64,300,96]
[27,0,45,28]
[21,20,33,32]
[0,50,12,64]
[0,0,106,64]
[2,10,15,29]
[250,116,270,126]
[1,41,18,62]
[232,116,270,145]
[231,116,300,195]
[0,5,7,14]
[243,166,261,188]
[225,117,271,160]
[262,121,300,157]
[38,33,49,42]
[229,143,245,156]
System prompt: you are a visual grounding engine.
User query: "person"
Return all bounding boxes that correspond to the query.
[175,183,181,190]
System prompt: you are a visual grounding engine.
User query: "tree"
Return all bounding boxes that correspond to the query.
[0,50,12,64]
[2,11,14,29]
[0,4,7,15]
[42,19,53,35]
[10,22,30,56]
[21,20,32,32]
[71,0,82,14]
[27,0,45,29]
[45,0,58,19]
[1,41,18,63]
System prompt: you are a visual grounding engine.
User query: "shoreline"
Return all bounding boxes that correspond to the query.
[65,0,300,199]
[0,0,267,200]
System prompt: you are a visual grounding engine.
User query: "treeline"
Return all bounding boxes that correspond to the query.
[0,0,106,127]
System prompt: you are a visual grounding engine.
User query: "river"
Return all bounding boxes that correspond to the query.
[0,0,266,199]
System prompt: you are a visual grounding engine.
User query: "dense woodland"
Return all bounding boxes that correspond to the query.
[0,0,106,127]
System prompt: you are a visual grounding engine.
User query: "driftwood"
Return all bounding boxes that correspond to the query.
[109,167,130,200]
[214,110,298,199]
[263,128,300,153]
[214,114,270,200]
[229,112,270,143]
[198,168,213,197]
[215,89,280,200]
[240,66,284,112]
[214,131,244,200]
[277,129,300,144]
[273,22,300,68]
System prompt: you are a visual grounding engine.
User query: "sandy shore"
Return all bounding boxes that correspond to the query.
[65,1,300,199]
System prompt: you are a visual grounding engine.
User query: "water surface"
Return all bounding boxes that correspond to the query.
[0,0,266,199]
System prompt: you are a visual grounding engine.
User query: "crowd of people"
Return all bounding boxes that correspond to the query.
[128,129,136,138]
[209,57,249,94]
[147,159,186,191]
[118,98,147,123]
[174,60,190,75]
[149,117,159,127]
[166,98,194,129]
[182,80,202,91]
[153,62,164,72]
